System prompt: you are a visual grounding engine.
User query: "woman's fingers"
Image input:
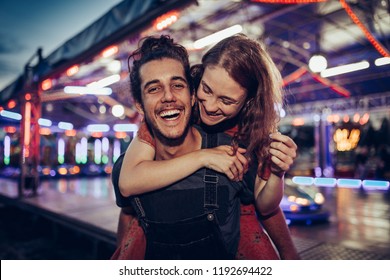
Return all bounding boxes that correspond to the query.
[269,133,298,174]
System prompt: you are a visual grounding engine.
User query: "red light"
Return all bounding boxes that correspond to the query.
[340,0,390,57]
[283,67,307,86]
[25,93,31,101]
[7,100,16,109]
[4,126,17,133]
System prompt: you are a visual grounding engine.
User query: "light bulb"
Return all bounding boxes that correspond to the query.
[308,54,328,73]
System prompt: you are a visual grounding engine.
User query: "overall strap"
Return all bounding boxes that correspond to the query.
[130,197,148,230]
[204,133,219,211]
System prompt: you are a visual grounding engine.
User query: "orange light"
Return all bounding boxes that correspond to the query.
[104,166,113,174]
[42,167,51,176]
[360,113,369,125]
[153,11,179,31]
[115,131,127,139]
[39,127,52,135]
[91,132,103,138]
[24,102,31,147]
[7,100,16,109]
[292,118,305,126]
[353,113,360,123]
[25,93,31,101]
[41,79,52,91]
[66,65,79,77]
[69,166,80,175]
[58,167,68,175]
[101,45,118,58]
[65,129,77,137]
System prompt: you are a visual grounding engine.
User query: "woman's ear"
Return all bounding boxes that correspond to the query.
[135,102,144,115]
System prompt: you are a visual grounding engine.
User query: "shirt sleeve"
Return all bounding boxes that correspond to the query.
[111,153,132,207]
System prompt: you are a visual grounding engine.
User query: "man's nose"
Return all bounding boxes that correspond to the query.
[161,88,176,102]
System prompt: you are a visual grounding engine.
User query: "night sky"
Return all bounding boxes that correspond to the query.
[0,0,123,91]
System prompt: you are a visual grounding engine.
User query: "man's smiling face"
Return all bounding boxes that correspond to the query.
[137,58,194,141]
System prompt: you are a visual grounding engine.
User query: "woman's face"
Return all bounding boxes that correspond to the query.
[197,65,247,126]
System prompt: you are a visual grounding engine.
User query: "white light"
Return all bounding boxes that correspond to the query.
[113,123,139,132]
[112,104,125,117]
[113,139,121,162]
[94,139,102,165]
[321,61,370,77]
[4,136,10,157]
[308,54,328,73]
[193,25,243,50]
[38,118,52,127]
[107,61,122,73]
[58,138,65,158]
[375,57,390,66]
[58,121,73,130]
[64,86,112,95]
[0,110,22,121]
[102,137,110,153]
[87,74,120,88]
[87,124,110,132]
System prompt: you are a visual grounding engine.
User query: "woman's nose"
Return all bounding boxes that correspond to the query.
[203,98,219,113]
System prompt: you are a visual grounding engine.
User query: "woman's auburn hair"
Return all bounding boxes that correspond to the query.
[192,33,284,169]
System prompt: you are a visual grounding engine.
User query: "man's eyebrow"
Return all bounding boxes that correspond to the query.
[143,79,160,90]
[172,76,188,83]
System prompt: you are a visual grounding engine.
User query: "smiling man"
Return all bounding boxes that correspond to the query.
[111,35,258,260]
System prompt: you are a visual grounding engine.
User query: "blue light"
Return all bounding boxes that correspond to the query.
[292,176,314,185]
[314,177,337,187]
[362,180,389,190]
[337,179,361,188]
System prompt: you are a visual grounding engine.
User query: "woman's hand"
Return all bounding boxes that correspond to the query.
[268,132,297,177]
[200,145,248,181]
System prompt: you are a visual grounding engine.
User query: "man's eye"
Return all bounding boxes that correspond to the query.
[147,86,160,93]
[172,83,185,89]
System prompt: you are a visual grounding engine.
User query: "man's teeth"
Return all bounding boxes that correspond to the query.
[160,109,180,118]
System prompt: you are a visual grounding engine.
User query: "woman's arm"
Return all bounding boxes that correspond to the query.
[254,132,297,216]
[259,207,300,260]
[119,136,248,197]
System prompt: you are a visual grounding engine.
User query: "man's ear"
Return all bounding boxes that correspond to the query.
[135,102,144,115]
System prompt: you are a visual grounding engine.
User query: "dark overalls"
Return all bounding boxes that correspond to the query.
[131,133,236,260]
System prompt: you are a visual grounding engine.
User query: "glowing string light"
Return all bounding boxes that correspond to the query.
[340,0,390,57]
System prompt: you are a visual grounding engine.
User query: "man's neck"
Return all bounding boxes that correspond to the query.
[154,126,201,160]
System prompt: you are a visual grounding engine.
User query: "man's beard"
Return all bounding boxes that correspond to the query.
[144,114,190,147]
